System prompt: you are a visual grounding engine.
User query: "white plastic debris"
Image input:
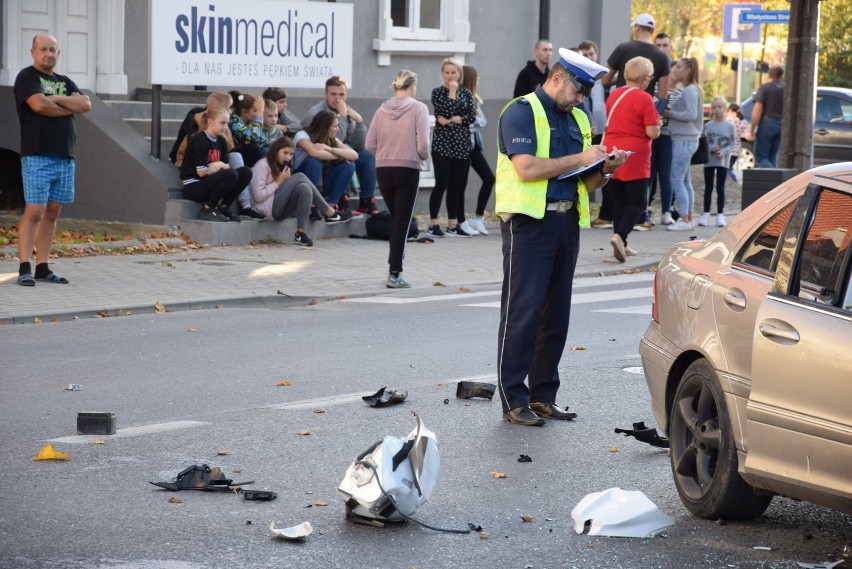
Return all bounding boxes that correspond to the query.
[338,412,439,523]
[797,562,845,569]
[268,521,313,541]
[571,487,674,538]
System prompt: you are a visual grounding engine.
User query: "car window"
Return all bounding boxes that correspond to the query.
[795,189,852,305]
[816,94,852,124]
[735,199,798,272]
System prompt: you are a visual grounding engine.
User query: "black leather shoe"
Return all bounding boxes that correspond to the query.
[503,406,546,426]
[529,402,577,421]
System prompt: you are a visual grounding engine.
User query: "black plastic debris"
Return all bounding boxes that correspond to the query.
[243,489,277,501]
[468,523,483,532]
[455,381,496,400]
[614,421,670,449]
[517,454,532,463]
[150,464,255,491]
[362,387,408,407]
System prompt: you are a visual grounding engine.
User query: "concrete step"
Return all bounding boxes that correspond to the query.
[104,100,202,120]
[165,198,367,246]
[125,117,184,138]
[136,88,215,104]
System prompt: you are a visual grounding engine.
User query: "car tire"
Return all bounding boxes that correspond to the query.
[669,359,773,520]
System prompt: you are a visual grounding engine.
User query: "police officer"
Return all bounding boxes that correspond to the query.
[496,48,629,426]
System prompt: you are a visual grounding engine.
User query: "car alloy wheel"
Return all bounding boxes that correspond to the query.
[669,359,772,520]
[737,143,755,172]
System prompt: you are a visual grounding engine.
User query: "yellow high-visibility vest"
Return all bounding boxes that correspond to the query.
[495,93,591,227]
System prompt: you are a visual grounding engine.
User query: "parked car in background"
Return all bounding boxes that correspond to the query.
[736,87,852,172]
[640,162,852,520]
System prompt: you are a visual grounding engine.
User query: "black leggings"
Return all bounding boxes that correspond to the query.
[430,154,470,221]
[610,177,648,247]
[377,167,419,275]
[182,167,252,208]
[703,166,727,214]
[469,145,495,217]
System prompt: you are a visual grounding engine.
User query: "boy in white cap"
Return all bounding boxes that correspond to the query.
[495,48,629,426]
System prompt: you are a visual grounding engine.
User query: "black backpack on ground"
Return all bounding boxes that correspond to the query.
[365,211,419,240]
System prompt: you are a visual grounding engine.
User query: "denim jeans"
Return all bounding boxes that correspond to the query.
[354,148,376,200]
[671,139,699,217]
[754,118,782,167]
[295,156,356,205]
[649,134,673,214]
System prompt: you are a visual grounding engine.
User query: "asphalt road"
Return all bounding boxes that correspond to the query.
[1,274,849,568]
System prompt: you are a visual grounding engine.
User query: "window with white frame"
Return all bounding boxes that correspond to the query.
[373,0,475,66]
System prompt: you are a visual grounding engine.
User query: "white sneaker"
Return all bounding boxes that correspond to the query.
[716,213,727,227]
[661,211,674,225]
[667,219,694,231]
[469,216,489,235]
[697,213,711,227]
[460,220,480,236]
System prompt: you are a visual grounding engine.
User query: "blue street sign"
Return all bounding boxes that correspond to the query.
[740,10,790,24]
[723,4,761,43]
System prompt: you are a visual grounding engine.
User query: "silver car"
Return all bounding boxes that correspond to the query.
[639,163,852,520]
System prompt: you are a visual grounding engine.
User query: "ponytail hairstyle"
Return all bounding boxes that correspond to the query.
[392,69,417,92]
[303,110,339,148]
[266,136,294,179]
[229,90,255,118]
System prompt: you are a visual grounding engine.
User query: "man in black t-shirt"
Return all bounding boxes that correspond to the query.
[751,65,785,167]
[13,34,91,286]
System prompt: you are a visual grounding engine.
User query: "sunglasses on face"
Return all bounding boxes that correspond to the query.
[568,74,593,97]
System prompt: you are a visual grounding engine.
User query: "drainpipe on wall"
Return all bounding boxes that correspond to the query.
[539,0,550,40]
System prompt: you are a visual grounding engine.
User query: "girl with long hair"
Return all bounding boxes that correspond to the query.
[665,57,703,231]
[461,65,495,235]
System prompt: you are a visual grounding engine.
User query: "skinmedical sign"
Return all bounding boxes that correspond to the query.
[149,0,353,88]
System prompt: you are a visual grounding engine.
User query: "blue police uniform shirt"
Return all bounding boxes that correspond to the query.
[498,86,583,201]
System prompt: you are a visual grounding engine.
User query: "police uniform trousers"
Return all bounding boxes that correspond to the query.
[497,208,580,413]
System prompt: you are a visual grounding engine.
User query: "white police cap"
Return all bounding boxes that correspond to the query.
[557,48,608,86]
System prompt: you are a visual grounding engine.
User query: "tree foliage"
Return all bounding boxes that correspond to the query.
[633,0,849,88]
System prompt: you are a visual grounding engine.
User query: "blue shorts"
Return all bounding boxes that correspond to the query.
[21,155,76,205]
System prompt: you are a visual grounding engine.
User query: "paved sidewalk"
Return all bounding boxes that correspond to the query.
[0,219,729,324]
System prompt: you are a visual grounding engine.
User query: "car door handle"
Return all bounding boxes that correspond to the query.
[758,321,800,342]
[815,128,829,135]
[724,290,746,308]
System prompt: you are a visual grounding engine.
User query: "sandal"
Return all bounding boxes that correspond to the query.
[17,273,36,286]
[35,271,69,284]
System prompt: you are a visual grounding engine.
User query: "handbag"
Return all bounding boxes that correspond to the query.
[691,132,710,165]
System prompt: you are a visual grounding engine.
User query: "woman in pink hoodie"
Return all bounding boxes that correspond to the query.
[366,69,430,289]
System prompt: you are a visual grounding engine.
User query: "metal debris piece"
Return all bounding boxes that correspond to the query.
[243,490,277,501]
[150,464,254,491]
[361,387,408,407]
[455,381,496,400]
[614,421,670,449]
[517,454,532,463]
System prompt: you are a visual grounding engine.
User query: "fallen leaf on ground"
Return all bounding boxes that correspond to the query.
[491,471,507,479]
[437,383,447,387]
[312,408,325,414]
[33,444,70,461]
[217,450,230,456]
[276,381,291,386]
[92,440,105,445]
[459,286,470,292]
[432,281,445,287]
[338,295,347,300]
[298,431,312,436]
[568,346,587,351]
[34,317,42,324]
[479,531,488,539]
[167,497,183,504]
[308,298,319,305]
[313,501,328,507]
[51,317,60,323]
[154,301,167,313]
[520,515,534,522]
[609,447,619,453]
[187,327,197,333]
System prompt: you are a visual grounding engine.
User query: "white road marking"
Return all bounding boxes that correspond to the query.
[47,420,207,444]
[464,287,652,308]
[344,273,655,304]
[595,304,652,315]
